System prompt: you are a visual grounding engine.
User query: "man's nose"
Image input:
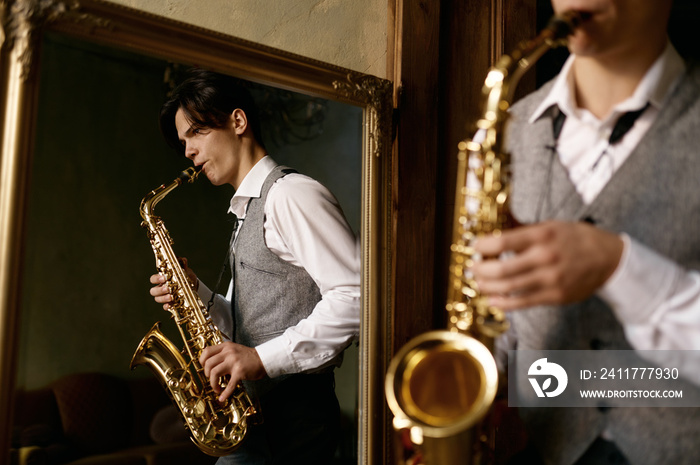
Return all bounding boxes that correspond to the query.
[184,144,197,160]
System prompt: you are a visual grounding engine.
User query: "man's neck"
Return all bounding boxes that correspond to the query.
[232,143,267,190]
[572,41,666,119]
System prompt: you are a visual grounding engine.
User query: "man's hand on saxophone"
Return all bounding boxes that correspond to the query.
[471,220,623,310]
[148,257,198,310]
[199,343,267,403]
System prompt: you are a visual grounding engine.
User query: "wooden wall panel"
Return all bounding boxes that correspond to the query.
[389,0,443,353]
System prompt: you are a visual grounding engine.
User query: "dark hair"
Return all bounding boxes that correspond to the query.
[160,68,265,152]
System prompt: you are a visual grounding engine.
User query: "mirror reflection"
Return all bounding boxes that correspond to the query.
[12,32,362,465]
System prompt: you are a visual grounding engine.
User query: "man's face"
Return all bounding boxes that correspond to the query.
[175,108,240,187]
[550,0,672,58]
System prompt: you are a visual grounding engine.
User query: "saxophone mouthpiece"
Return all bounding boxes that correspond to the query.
[178,165,202,184]
[548,10,590,38]
[568,10,593,27]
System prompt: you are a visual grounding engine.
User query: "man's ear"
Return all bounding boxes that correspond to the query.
[231,108,248,135]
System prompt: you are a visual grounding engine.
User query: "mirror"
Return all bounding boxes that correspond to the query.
[0,1,392,463]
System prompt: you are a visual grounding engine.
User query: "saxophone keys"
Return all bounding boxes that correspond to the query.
[186,397,206,417]
[166,368,193,392]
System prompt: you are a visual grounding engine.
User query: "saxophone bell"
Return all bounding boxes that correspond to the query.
[385,331,499,465]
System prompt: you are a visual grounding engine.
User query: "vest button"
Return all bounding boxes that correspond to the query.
[590,338,604,350]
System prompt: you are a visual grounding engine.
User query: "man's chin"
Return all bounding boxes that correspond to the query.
[207,176,227,187]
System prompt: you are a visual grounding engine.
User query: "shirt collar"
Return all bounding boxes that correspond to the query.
[228,155,278,218]
[529,40,686,124]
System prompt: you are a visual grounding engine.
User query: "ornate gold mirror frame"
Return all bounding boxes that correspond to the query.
[0,0,392,463]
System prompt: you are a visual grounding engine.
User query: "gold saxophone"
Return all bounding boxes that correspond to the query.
[385,11,583,465]
[130,166,256,457]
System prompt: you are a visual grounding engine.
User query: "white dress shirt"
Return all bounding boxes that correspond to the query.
[528,42,700,354]
[199,156,361,378]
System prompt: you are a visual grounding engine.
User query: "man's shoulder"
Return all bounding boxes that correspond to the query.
[267,172,336,208]
[510,79,557,119]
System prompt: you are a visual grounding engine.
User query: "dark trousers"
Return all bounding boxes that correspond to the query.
[216,373,340,465]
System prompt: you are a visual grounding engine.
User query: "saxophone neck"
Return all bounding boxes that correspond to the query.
[140,166,202,221]
[477,10,583,155]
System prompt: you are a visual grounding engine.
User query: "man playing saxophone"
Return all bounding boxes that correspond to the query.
[472,0,700,464]
[148,69,360,464]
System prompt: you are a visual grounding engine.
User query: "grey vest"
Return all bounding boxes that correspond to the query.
[504,61,700,465]
[233,166,322,397]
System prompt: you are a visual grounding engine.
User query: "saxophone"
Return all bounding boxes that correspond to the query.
[130,166,256,457]
[385,11,583,465]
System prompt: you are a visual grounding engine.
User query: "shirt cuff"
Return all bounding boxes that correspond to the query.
[598,233,683,325]
[255,337,296,378]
